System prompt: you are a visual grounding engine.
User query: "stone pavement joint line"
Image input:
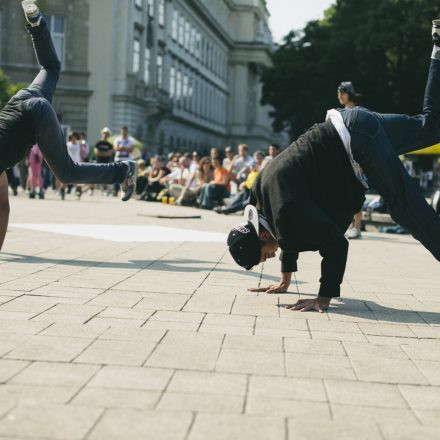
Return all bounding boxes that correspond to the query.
[0,196,439,439]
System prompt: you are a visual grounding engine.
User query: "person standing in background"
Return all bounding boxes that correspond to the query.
[64,132,82,200]
[113,126,134,196]
[28,144,44,199]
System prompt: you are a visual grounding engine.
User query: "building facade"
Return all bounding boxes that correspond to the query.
[0,0,91,137]
[1,0,278,153]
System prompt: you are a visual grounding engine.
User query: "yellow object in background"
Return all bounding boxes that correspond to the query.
[409,143,440,155]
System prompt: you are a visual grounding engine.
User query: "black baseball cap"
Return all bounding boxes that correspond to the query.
[227,206,261,270]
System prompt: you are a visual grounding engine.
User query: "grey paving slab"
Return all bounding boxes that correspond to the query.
[216,348,285,375]
[88,366,173,391]
[0,404,103,439]
[145,331,223,371]
[287,420,384,440]
[10,362,100,387]
[74,339,156,366]
[88,409,193,440]
[188,414,285,440]
[4,336,93,362]
[0,360,29,383]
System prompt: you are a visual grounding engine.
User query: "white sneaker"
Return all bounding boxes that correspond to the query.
[346,227,362,239]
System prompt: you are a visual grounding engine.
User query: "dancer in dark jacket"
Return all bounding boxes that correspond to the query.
[228,20,440,312]
[0,1,137,249]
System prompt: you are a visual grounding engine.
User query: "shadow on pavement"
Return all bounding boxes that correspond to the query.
[0,253,287,283]
[281,296,440,325]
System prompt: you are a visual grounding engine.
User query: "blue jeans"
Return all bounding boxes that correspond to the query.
[341,59,440,261]
[200,184,227,209]
[14,19,126,184]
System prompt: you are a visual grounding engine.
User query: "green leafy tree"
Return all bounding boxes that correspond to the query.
[0,69,25,108]
[261,0,439,140]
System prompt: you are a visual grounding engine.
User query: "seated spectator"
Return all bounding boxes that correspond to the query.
[163,156,191,192]
[173,156,213,206]
[199,157,230,210]
[136,159,148,195]
[215,151,265,214]
[263,144,281,168]
[223,146,235,172]
[139,156,170,201]
[231,144,255,183]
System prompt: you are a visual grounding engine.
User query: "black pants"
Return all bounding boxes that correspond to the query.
[342,59,440,261]
[14,19,126,184]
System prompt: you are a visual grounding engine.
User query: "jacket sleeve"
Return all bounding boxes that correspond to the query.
[279,250,299,273]
[275,200,348,298]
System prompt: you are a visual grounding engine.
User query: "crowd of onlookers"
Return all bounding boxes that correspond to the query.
[6,124,281,214]
[135,142,281,212]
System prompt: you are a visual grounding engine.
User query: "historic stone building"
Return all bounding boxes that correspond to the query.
[0,0,277,152]
[0,0,91,137]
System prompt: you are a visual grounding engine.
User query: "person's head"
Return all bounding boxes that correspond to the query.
[192,151,200,163]
[253,150,265,166]
[225,146,234,158]
[69,132,80,143]
[100,127,112,140]
[120,126,129,139]
[179,156,189,168]
[238,144,248,158]
[210,147,219,159]
[227,206,279,270]
[337,82,361,107]
[154,155,164,169]
[268,144,280,159]
[199,156,213,174]
[211,157,221,169]
[137,159,146,170]
[80,132,87,141]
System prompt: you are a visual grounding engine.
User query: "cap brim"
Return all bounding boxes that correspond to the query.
[244,205,259,236]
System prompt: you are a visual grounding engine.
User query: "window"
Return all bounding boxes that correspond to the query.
[178,16,184,45]
[147,0,154,18]
[144,48,150,83]
[183,74,188,109]
[132,37,140,73]
[172,10,178,40]
[134,0,142,9]
[184,21,190,50]
[169,66,176,98]
[47,15,66,67]
[190,27,196,55]
[176,70,182,104]
[195,32,201,60]
[157,55,163,88]
[158,0,165,26]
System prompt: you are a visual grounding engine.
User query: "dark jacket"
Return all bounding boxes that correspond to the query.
[0,95,35,172]
[250,120,365,298]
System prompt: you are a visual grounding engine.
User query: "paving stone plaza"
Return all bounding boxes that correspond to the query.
[0,195,439,440]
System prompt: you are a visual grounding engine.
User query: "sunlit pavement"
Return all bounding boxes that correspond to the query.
[0,192,439,440]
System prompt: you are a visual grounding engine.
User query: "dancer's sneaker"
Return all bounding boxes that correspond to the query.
[433,20,440,47]
[121,161,137,202]
[21,0,42,26]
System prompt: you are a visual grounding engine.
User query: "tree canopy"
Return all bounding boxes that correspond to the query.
[0,69,25,108]
[261,0,439,140]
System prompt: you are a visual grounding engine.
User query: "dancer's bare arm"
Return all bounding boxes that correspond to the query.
[0,172,10,250]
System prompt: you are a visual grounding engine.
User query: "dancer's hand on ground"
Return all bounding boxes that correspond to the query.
[248,272,292,294]
[287,296,331,313]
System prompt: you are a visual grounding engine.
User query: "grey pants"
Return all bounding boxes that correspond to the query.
[342,59,440,261]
